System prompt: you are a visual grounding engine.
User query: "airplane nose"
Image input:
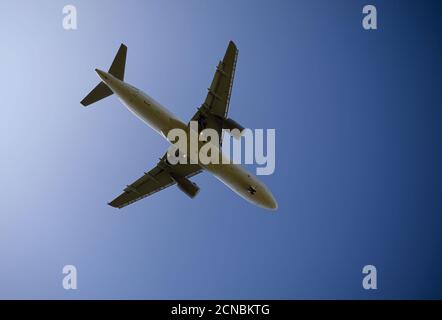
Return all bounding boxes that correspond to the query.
[260,188,278,211]
[266,193,278,211]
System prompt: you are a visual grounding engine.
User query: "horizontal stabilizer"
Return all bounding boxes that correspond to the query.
[108,44,127,81]
[80,43,127,107]
[80,81,113,106]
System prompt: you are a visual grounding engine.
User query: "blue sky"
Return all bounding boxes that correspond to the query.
[0,0,441,299]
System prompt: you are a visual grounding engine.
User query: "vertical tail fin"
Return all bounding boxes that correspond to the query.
[108,44,127,81]
[80,44,127,107]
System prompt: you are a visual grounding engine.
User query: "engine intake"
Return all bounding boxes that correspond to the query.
[170,173,200,198]
[222,118,245,139]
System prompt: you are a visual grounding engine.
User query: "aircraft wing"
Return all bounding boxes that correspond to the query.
[190,41,238,134]
[108,156,202,209]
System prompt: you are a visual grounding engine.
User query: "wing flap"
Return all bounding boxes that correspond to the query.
[190,41,238,139]
[203,41,238,118]
[109,158,202,209]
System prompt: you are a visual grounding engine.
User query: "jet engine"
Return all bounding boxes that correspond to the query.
[169,173,200,198]
[222,118,245,139]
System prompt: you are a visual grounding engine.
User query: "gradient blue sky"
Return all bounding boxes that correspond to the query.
[0,0,441,299]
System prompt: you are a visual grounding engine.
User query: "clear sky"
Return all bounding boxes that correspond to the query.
[0,0,441,299]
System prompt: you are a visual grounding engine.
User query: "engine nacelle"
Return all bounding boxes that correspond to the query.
[170,173,200,198]
[222,118,245,139]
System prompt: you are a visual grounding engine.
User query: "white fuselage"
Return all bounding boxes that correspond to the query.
[96,69,277,210]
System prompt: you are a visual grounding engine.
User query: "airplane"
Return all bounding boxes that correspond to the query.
[81,41,277,210]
